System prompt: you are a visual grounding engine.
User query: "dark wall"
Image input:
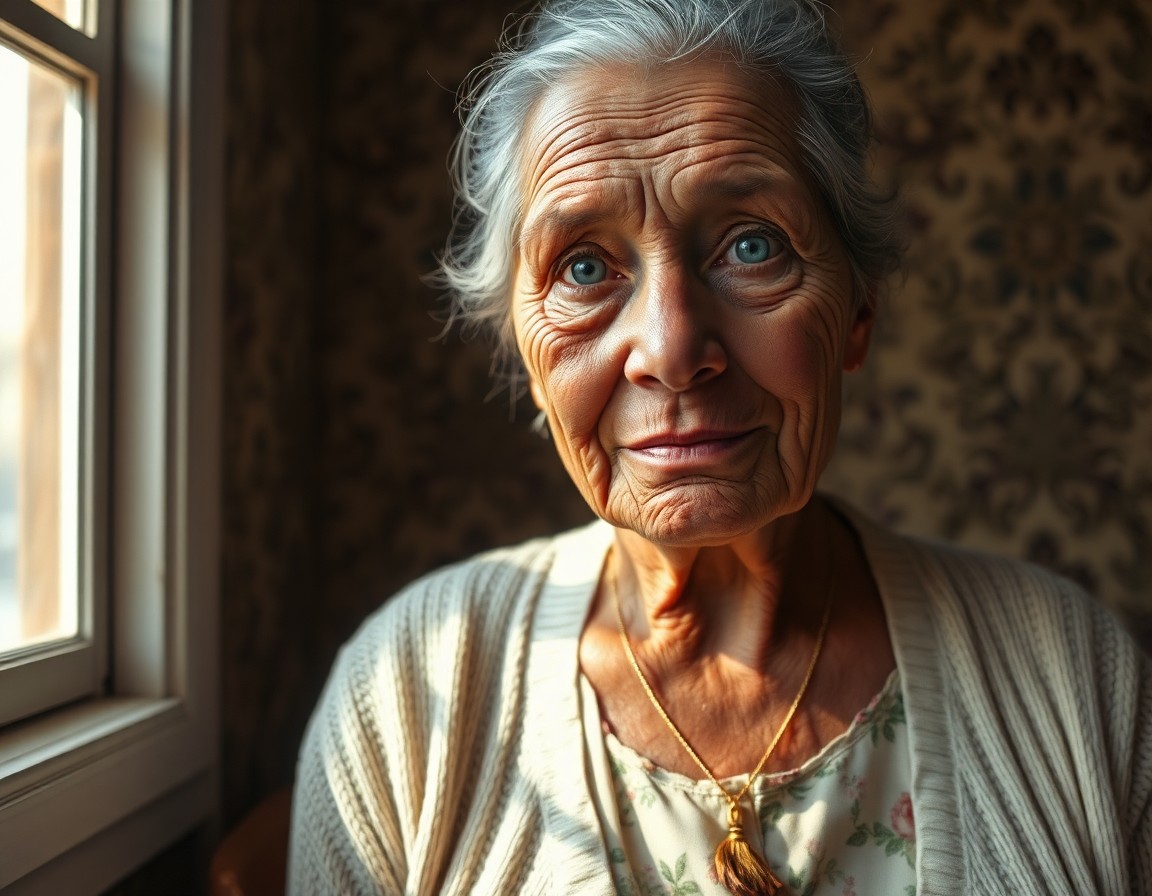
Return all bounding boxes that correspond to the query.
[221,0,323,831]
[220,0,592,832]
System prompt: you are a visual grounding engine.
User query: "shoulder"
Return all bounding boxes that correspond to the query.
[900,529,1122,655]
[908,531,1086,615]
[840,500,1147,699]
[851,506,1150,732]
[826,501,1152,869]
[843,501,1118,650]
[356,534,554,646]
[317,520,607,718]
[329,530,558,694]
[294,523,600,800]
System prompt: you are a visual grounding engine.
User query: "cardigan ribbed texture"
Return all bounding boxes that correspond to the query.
[289,509,1152,895]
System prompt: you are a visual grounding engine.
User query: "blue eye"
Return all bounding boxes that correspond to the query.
[563,256,608,285]
[728,233,781,265]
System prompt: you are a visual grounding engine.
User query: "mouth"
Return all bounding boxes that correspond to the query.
[624,428,761,460]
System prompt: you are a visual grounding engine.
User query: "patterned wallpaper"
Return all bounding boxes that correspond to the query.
[825,0,1152,623]
[221,0,595,828]
[218,0,1152,832]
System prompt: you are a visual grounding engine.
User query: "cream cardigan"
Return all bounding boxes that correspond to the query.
[288,510,1152,895]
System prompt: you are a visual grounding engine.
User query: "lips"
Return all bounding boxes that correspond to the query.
[626,429,755,451]
[621,428,765,467]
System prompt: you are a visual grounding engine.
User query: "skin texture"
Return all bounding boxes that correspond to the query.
[512,58,894,778]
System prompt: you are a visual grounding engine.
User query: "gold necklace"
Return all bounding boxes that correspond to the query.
[610,556,832,896]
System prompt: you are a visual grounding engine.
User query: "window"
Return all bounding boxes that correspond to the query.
[0,0,99,733]
[0,0,222,891]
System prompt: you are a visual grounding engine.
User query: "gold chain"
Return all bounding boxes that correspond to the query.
[610,551,832,813]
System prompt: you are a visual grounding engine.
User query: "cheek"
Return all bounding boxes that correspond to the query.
[513,272,620,413]
[731,303,843,400]
[515,302,620,484]
[544,352,622,513]
[518,298,603,411]
[541,343,614,430]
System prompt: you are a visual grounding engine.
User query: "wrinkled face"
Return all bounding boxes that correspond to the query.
[512,59,873,546]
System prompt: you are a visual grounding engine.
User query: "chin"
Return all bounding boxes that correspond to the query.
[615,483,803,547]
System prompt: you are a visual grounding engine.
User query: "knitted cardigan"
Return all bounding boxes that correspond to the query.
[288,510,1152,895]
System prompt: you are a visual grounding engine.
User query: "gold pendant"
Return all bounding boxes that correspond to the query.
[713,804,783,896]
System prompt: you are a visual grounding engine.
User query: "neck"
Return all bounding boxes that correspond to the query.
[610,498,836,669]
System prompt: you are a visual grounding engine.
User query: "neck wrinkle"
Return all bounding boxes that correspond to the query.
[610,500,834,671]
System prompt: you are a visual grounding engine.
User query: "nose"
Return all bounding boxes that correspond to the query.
[621,266,727,391]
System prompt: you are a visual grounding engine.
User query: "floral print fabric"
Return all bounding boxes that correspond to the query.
[580,671,916,896]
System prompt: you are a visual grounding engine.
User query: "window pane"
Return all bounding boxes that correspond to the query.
[29,0,89,32]
[0,44,84,655]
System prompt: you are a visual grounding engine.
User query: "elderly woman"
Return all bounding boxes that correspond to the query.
[288,0,1152,893]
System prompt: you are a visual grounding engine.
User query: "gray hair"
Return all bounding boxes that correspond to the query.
[434,0,902,376]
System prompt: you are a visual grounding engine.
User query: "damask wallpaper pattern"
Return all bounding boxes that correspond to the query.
[825,0,1152,622]
[218,0,1152,833]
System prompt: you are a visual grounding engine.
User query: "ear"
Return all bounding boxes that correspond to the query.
[842,299,875,374]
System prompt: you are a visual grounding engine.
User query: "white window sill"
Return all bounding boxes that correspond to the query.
[0,696,214,892]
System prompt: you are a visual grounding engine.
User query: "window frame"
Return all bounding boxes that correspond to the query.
[0,0,110,729]
[0,0,222,889]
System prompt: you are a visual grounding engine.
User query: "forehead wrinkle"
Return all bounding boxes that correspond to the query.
[666,158,807,213]
[525,73,792,183]
[640,156,804,247]
[516,60,829,255]
[533,79,715,147]
[523,92,682,186]
[527,114,810,216]
[530,141,801,221]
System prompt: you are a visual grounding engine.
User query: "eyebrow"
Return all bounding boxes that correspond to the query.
[696,169,794,201]
[676,166,815,234]
[517,206,609,254]
[515,168,804,253]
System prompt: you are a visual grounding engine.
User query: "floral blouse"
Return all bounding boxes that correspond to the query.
[579,670,917,896]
